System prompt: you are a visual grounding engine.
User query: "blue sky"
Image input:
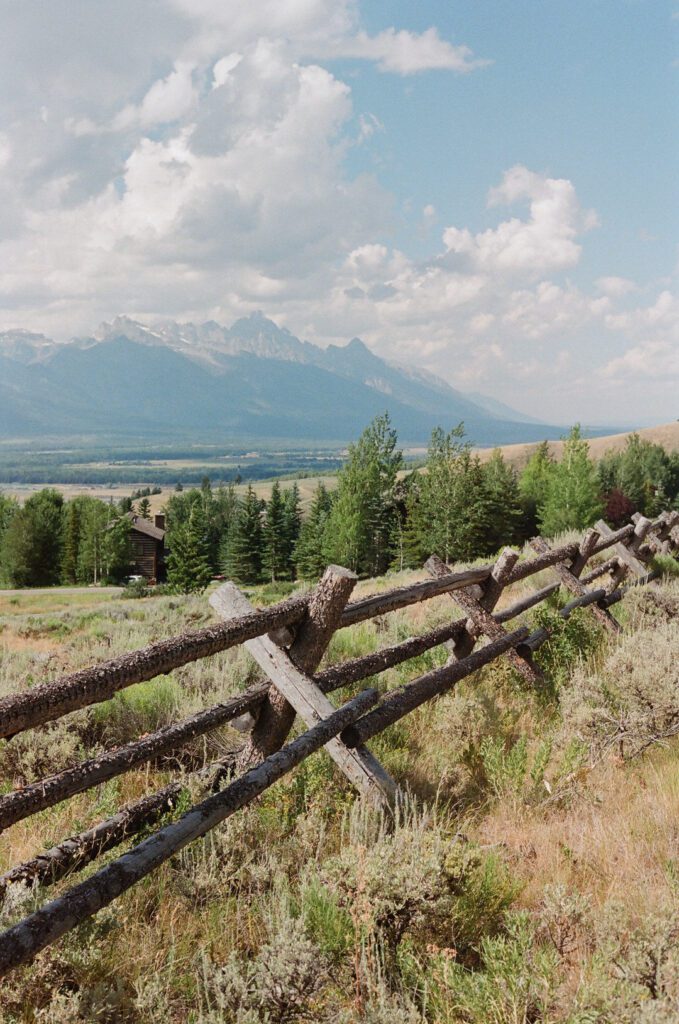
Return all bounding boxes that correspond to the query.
[0,0,677,426]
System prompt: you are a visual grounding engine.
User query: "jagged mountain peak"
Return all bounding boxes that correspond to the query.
[0,328,57,364]
[0,312,548,442]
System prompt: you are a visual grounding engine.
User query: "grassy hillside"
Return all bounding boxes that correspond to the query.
[1,553,678,1021]
[476,419,679,470]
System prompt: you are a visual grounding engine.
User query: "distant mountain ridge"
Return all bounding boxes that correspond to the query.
[0,313,567,444]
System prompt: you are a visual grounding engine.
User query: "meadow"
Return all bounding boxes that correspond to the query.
[0,546,678,1022]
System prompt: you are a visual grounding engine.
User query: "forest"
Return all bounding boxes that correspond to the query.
[1,415,678,591]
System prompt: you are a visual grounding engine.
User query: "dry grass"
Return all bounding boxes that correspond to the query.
[0,566,677,1021]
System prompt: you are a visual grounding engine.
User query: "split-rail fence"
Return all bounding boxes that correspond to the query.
[0,509,677,976]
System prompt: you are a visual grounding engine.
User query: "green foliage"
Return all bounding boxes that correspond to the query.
[323,413,402,576]
[518,440,555,534]
[598,432,679,517]
[221,485,264,584]
[483,448,525,550]
[294,481,333,580]
[412,425,491,563]
[262,480,287,582]
[281,483,301,577]
[167,501,213,593]
[539,426,603,536]
[532,606,604,689]
[423,911,558,1024]
[76,498,130,584]
[0,488,64,587]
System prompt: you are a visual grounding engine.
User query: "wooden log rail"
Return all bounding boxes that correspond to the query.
[0,690,378,976]
[0,508,677,977]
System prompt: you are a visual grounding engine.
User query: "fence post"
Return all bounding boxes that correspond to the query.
[235,566,358,769]
[425,551,543,683]
[530,536,621,633]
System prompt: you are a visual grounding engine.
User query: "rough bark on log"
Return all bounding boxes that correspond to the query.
[493,582,561,623]
[236,566,358,769]
[0,785,181,897]
[0,689,378,978]
[530,537,621,634]
[340,566,492,627]
[589,523,634,555]
[0,596,308,741]
[341,626,529,747]
[594,518,650,577]
[425,554,541,683]
[0,686,267,831]
[210,584,396,804]
[314,618,467,693]
[503,542,580,586]
[579,557,619,586]
[569,528,601,579]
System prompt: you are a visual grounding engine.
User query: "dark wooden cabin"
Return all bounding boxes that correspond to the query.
[127,513,166,582]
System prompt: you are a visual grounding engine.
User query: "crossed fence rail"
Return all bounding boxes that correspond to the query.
[0,509,678,976]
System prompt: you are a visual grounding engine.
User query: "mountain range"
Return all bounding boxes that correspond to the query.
[0,313,568,444]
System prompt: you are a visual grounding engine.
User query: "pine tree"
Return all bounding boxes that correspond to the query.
[518,441,555,535]
[323,413,402,575]
[221,486,264,584]
[294,482,333,580]
[390,474,423,571]
[1,489,64,587]
[413,425,467,564]
[262,481,287,581]
[281,484,301,578]
[61,498,85,584]
[482,449,525,551]
[137,497,152,520]
[167,502,212,593]
[539,426,603,536]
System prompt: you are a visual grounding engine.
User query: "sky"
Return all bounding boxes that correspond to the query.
[0,0,677,426]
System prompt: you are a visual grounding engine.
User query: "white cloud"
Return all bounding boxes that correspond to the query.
[596,275,637,297]
[112,61,197,130]
[338,27,490,75]
[212,53,243,88]
[442,165,598,275]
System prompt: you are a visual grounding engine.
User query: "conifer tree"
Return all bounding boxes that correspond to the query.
[281,483,301,578]
[482,449,524,551]
[61,498,84,584]
[221,485,264,584]
[167,502,212,593]
[518,441,555,535]
[390,475,423,571]
[323,413,402,575]
[137,497,152,520]
[1,489,64,587]
[539,426,603,536]
[294,482,333,580]
[262,481,287,582]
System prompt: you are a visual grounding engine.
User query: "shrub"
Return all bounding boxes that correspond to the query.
[562,621,679,759]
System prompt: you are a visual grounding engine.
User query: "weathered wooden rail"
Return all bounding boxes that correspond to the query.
[0,508,678,975]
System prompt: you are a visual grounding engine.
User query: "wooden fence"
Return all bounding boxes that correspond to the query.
[0,509,678,976]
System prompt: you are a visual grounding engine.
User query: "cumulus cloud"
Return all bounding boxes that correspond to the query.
[443,165,598,275]
[0,0,676,425]
[338,27,490,74]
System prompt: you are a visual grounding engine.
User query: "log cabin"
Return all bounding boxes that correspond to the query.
[127,513,166,582]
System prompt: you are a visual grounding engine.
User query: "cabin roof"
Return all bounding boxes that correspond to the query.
[126,513,165,541]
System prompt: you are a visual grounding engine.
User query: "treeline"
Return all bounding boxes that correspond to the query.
[162,415,679,589]
[0,491,131,588]
[2,416,678,591]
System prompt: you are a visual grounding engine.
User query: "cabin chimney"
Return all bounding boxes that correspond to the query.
[154,514,165,532]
